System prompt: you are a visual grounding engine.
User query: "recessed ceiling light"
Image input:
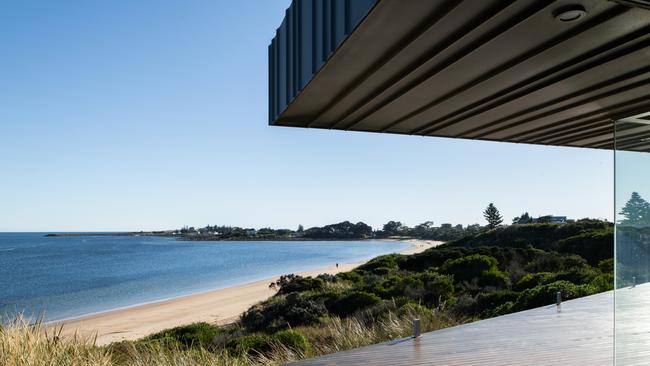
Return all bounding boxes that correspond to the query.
[553,5,587,22]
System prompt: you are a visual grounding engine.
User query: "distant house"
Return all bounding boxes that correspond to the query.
[533,216,569,224]
[552,216,568,223]
[440,223,452,229]
[245,229,257,236]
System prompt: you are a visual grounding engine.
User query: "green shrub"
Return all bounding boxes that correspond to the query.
[399,274,425,298]
[370,267,394,276]
[514,280,597,311]
[590,273,614,292]
[241,294,328,332]
[441,254,498,280]
[558,229,613,265]
[284,295,328,326]
[359,275,394,298]
[271,329,311,354]
[514,272,557,291]
[473,246,539,273]
[276,275,325,294]
[357,254,403,274]
[306,290,341,308]
[450,294,477,315]
[474,290,519,317]
[338,296,402,323]
[491,301,515,316]
[226,334,273,355]
[420,271,454,307]
[141,322,220,349]
[598,258,614,273]
[316,273,338,282]
[400,247,467,271]
[554,266,599,285]
[375,272,453,307]
[478,269,510,289]
[330,291,382,317]
[240,305,268,332]
[441,254,508,288]
[525,253,587,273]
[336,271,364,284]
[514,265,598,290]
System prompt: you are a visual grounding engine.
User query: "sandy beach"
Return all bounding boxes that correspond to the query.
[53,239,442,345]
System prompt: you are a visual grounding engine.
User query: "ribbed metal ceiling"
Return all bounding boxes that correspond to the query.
[616,112,650,152]
[269,0,650,152]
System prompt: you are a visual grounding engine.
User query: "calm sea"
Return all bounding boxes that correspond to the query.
[0,233,407,322]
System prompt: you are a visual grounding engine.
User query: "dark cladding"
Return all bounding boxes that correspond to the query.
[269,0,377,123]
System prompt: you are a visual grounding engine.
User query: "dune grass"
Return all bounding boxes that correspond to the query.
[296,302,461,356]
[0,316,111,366]
[0,305,458,366]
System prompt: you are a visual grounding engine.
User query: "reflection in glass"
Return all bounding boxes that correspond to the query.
[615,115,650,365]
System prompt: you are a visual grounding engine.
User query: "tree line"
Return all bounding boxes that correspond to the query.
[173,219,485,241]
[171,200,621,241]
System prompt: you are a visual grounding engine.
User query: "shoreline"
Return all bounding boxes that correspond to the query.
[53,239,442,345]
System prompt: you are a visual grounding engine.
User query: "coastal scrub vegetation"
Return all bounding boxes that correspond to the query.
[2,218,617,365]
[237,219,612,328]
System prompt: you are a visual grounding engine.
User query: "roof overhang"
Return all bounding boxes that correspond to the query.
[269,0,650,151]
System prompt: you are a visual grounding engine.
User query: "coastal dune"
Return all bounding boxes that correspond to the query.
[54,240,440,345]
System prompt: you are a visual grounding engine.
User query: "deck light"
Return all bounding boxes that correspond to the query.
[553,5,587,22]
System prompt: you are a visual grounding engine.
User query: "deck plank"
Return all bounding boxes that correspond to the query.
[288,285,650,365]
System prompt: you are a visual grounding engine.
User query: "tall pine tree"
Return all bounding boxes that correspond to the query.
[619,192,650,227]
[484,203,503,229]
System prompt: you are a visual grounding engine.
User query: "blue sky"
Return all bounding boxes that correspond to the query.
[0,1,613,232]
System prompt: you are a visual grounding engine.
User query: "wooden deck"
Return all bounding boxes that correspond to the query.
[289,285,650,365]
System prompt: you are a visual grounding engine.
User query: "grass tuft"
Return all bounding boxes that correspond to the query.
[0,315,111,366]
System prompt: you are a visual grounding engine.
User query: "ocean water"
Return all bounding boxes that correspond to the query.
[0,233,408,322]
